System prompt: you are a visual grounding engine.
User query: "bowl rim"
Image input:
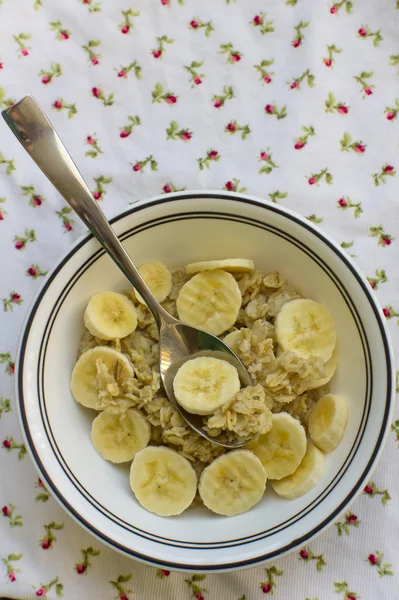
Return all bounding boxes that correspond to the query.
[15,190,395,571]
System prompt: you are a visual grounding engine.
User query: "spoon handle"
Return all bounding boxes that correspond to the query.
[2,95,168,325]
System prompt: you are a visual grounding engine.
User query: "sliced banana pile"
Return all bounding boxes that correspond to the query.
[173,356,240,415]
[199,450,267,516]
[71,346,134,410]
[91,408,150,463]
[135,261,172,305]
[70,256,351,518]
[84,291,138,340]
[130,446,197,516]
[176,269,242,336]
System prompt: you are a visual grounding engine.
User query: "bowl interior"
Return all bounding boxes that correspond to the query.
[19,194,392,569]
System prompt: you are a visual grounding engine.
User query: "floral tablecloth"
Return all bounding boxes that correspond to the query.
[0,0,398,598]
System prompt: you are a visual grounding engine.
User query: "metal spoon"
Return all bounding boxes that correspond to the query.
[2,95,253,449]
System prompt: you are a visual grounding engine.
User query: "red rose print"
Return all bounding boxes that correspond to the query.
[346,514,358,523]
[364,484,373,493]
[355,144,366,154]
[338,105,348,114]
[93,191,102,200]
[120,595,129,600]
[226,122,236,132]
[294,141,306,150]
[21,48,29,56]
[253,15,262,25]
[299,549,309,559]
[0,62,3,70]
[91,57,99,66]
[28,266,37,276]
[38,478,44,487]
[118,69,126,78]
[324,59,332,67]
[133,163,142,172]
[2,505,10,515]
[347,596,357,600]
[231,53,241,62]
[194,77,202,85]
[292,38,301,48]
[161,569,170,577]
[64,222,72,232]
[265,104,274,114]
[382,236,391,246]
[338,197,348,207]
[86,136,94,145]
[166,95,177,104]
[214,99,223,108]
[386,112,396,120]
[308,177,317,185]
[121,25,130,34]
[190,19,199,28]
[60,32,69,40]
[364,87,373,96]
[8,572,16,582]
[260,151,269,160]
[76,564,86,574]
[9,364,15,375]
[120,130,130,138]
[209,150,218,158]
[290,81,299,90]
[41,75,51,84]
[163,184,172,193]
[152,49,162,58]
[368,553,378,565]
[262,584,272,593]
[225,181,234,191]
[11,293,21,302]
[384,165,394,173]
[53,100,63,109]
[161,0,170,5]
[32,197,42,207]
[41,539,52,549]
[264,75,272,83]
[195,593,204,600]
[36,588,45,596]
[369,281,376,289]
[358,28,367,37]
[180,131,192,141]
[330,6,337,13]
[92,87,101,98]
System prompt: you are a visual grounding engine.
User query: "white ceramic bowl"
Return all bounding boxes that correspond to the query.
[17,191,394,572]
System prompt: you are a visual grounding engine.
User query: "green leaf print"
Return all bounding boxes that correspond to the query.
[0,397,11,418]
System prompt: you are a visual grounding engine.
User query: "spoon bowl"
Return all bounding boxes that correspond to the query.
[2,94,252,448]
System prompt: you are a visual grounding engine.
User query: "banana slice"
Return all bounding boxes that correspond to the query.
[129,446,197,516]
[173,356,240,415]
[248,413,307,480]
[275,299,336,362]
[135,261,172,305]
[271,442,325,499]
[199,450,267,516]
[176,270,242,336]
[304,349,338,391]
[308,393,348,452]
[84,291,138,340]
[71,346,133,410]
[91,408,150,463]
[185,258,254,275]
